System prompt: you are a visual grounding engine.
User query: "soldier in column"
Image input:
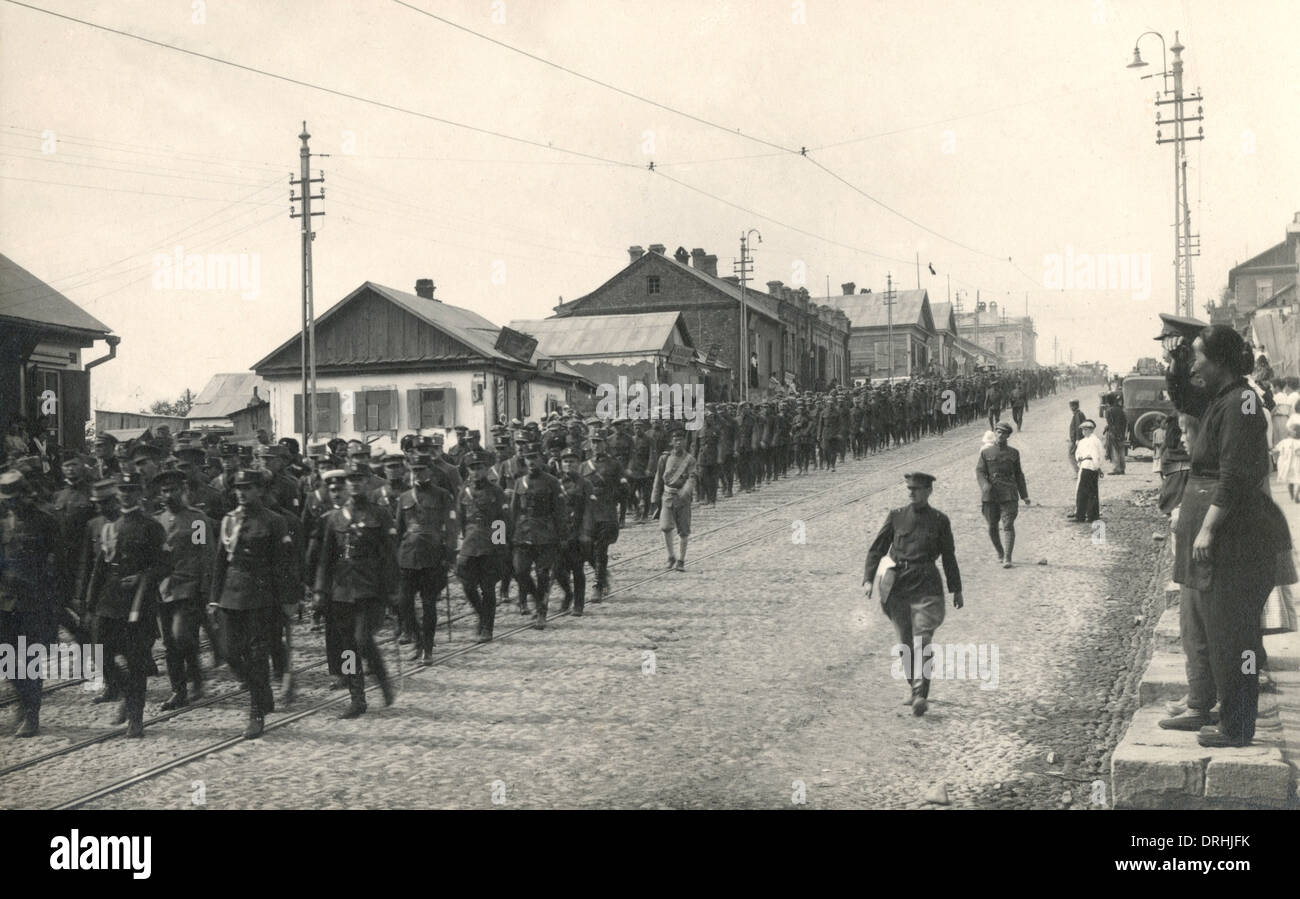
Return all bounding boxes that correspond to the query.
[211,470,295,739]
[457,450,510,641]
[582,439,622,604]
[152,469,215,709]
[1009,381,1028,431]
[313,468,398,718]
[305,469,347,685]
[652,427,698,571]
[736,402,755,492]
[554,448,589,616]
[608,419,634,526]
[210,443,242,513]
[863,472,964,716]
[86,472,169,737]
[90,432,120,481]
[51,449,95,642]
[0,471,59,737]
[396,453,456,666]
[372,454,408,522]
[509,442,568,629]
[77,477,122,705]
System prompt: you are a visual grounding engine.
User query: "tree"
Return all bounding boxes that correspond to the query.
[145,388,195,417]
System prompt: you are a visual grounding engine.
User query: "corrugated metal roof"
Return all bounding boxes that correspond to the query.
[0,252,113,335]
[188,372,269,419]
[505,312,682,358]
[815,289,932,331]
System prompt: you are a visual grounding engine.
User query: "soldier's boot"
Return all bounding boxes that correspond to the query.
[532,593,547,630]
[125,698,145,738]
[91,684,121,705]
[338,676,367,718]
[189,671,204,701]
[280,671,295,706]
[113,699,128,725]
[1002,530,1015,568]
[380,673,395,708]
[15,711,39,738]
[329,676,346,690]
[243,711,264,739]
[559,591,572,613]
[160,688,189,711]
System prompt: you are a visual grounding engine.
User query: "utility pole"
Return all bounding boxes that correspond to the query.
[735,230,760,401]
[1130,31,1204,319]
[883,273,897,379]
[290,122,325,449]
[915,252,921,290]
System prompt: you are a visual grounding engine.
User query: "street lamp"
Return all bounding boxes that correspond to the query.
[1126,30,1203,320]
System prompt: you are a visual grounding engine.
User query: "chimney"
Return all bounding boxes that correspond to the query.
[628,245,645,262]
[766,280,784,296]
[648,243,666,255]
[691,247,707,267]
[1287,212,1300,236]
[841,282,856,295]
[699,254,718,277]
[674,246,690,265]
[860,288,871,294]
[415,278,437,300]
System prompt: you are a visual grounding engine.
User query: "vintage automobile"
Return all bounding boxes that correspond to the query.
[1102,375,1174,450]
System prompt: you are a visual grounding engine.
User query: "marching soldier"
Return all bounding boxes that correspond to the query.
[86,472,169,737]
[395,454,456,665]
[652,427,698,571]
[509,442,568,629]
[975,421,1030,568]
[582,441,622,604]
[51,450,95,642]
[313,468,399,718]
[211,470,296,739]
[1,471,59,737]
[457,450,510,642]
[554,448,589,615]
[77,478,122,706]
[304,470,348,685]
[863,472,964,716]
[153,469,215,709]
[210,444,242,513]
[91,432,120,481]
[175,445,225,519]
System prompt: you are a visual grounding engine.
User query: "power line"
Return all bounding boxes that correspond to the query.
[389,0,799,156]
[2,124,286,172]
[0,147,276,189]
[0,172,285,205]
[3,0,639,169]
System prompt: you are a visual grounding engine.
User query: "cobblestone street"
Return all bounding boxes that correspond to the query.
[0,398,1171,810]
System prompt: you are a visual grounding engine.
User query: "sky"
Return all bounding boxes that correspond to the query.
[2,0,1297,411]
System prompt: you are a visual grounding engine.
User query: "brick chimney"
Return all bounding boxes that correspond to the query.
[841,282,855,295]
[674,246,690,265]
[628,245,645,262]
[766,280,784,297]
[415,278,437,301]
[698,254,718,277]
[648,243,666,255]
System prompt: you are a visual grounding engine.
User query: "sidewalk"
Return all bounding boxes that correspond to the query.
[1110,477,1300,809]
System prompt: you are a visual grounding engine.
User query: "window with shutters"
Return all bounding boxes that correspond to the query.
[363,390,393,431]
[293,392,339,434]
[419,389,446,428]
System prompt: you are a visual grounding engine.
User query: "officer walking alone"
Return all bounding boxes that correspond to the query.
[975,421,1031,568]
[863,473,964,716]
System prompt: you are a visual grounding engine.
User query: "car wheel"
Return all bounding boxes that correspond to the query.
[1132,410,1164,450]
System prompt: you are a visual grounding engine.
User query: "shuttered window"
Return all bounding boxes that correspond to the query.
[364,390,393,431]
[293,392,340,433]
[405,388,457,429]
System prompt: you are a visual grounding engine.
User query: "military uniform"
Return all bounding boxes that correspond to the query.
[395,461,456,663]
[51,471,95,637]
[212,480,296,736]
[582,457,621,602]
[86,478,169,736]
[975,428,1029,566]
[456,458,510,641]
[315,488,398,717]
[1,474,59,736]
[509,456,568,628]
[863,474,963,713]
[154,481,215,708]
[554,458,589,614]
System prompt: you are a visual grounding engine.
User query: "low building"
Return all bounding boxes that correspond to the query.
[251,279,592,451]
[2,253,117,451]
[93,411,188,434]
[816,285,937,380]
[1211,211,1300,334]
[551,244,850,398]
[187,372,271,431]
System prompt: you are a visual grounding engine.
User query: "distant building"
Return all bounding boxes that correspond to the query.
[187,372,270,430]
[1,253,117,451]
[1212,211,1300,332]
[954,302,1037,368]
[816,285,936,380]
[505,311,730,402]
[251,279,592,451]
[551,245,849,398]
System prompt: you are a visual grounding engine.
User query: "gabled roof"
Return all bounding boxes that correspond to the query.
[930,301,957,334]
[1229,236,1299,282]
[814,289,934,333]
[505,311,691,359]
[557,251,783,322]
[188,372,270,420]
[0,252,113,337]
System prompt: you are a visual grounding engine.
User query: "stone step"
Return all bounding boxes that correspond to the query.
[1164,580,1181,609]
[1112,705,1292,809]
[1138,651,1191,705]
[1154,607,1181,653]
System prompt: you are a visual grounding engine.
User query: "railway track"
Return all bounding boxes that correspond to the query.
[3,416,1008,809]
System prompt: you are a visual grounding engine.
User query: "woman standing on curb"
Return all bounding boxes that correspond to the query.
[1173,325,1293,748]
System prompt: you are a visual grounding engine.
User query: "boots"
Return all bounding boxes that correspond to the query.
[91,684,121,704]
[243,711,264,739]
[1002,530,1015,568]
[125,698,145,738]
[160,689,189,711]
[113,700,128,725]
[15,709,39,738]
[338,676,367,719]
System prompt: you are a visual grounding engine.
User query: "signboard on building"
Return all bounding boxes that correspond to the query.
[667,345,695,366]
[495,326,538,363]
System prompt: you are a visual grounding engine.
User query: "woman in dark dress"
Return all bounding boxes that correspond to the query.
[1173,326,1291,747]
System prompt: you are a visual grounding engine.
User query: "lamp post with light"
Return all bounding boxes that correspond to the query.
[1126,31,1204,319]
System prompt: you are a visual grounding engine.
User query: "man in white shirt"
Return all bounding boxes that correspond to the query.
[1068,420,1105,523]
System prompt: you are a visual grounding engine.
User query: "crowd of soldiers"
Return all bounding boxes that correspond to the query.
[0,366,1062,740]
